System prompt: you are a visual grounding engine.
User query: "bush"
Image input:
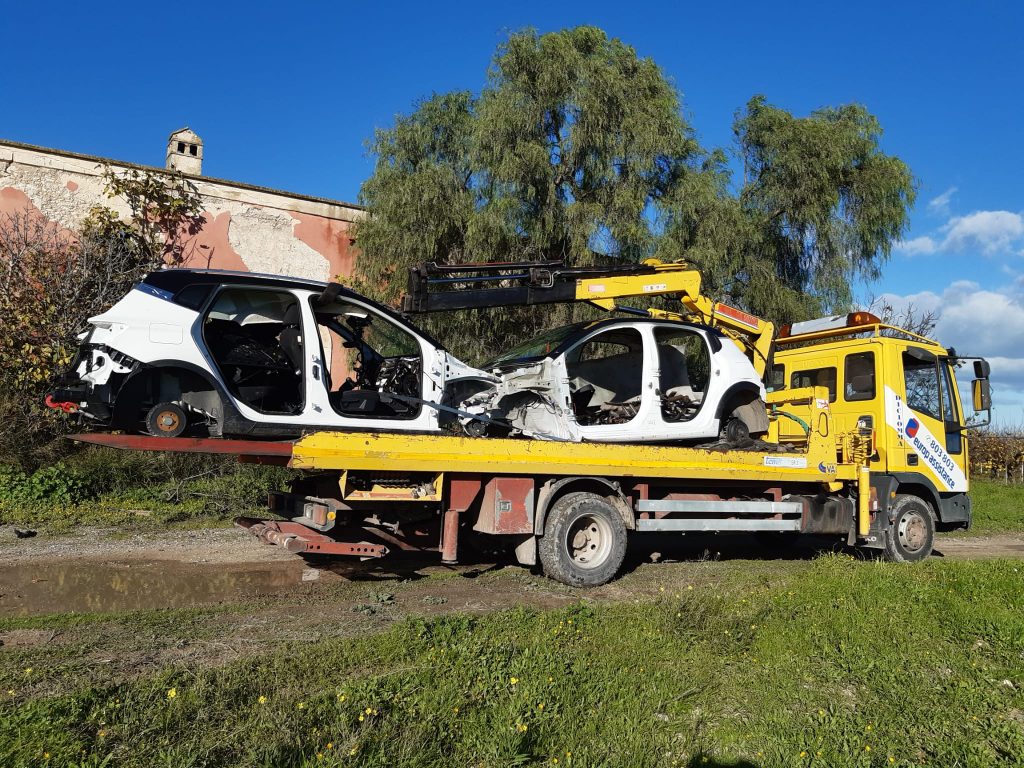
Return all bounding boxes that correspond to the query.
[0,463,92,505]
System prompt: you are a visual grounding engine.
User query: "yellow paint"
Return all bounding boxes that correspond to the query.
[292,390,857,484]
[774,326,971,494]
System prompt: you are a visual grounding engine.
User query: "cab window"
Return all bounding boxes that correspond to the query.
[844,352,875,402]
[767,364,785,392]
[941,363,962,454]
[902,351,940,420]
[791,367,836,402]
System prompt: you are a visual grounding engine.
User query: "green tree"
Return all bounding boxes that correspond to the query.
[355,27,916,359]
[737,96,915,319]
[355,27,697,360]
[664,96,916,322]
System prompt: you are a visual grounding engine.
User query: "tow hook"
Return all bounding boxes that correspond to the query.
[45,395,79,414]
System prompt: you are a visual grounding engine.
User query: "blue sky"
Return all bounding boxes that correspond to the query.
[3,0,1023,419]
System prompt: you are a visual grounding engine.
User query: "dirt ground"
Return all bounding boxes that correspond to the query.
[2,524,1022,617]
[2,524,1022,696]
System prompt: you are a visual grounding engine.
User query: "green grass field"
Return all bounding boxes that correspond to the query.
[2,556,1022,767]
[964,479,1024,535]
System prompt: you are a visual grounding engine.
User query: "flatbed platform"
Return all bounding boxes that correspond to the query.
[290,430,853,484]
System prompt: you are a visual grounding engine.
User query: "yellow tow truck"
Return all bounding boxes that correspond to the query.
[81,260,991,586]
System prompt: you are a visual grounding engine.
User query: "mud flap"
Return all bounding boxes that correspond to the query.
[514,535,537,566]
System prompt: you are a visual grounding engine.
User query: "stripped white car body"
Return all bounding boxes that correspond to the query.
[52,269,496,438]
[462,318,769,443]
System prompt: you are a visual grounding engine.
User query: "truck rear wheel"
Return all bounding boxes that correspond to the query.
[538,492,627,587]
[882,494,935,562]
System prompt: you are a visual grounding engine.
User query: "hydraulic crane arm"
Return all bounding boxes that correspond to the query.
[401,259,775,377]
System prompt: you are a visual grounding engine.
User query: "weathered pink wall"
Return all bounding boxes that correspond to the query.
[1,141,364,284]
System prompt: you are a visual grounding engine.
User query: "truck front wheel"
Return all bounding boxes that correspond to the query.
[882,494,935,562]
[538,492,627,587]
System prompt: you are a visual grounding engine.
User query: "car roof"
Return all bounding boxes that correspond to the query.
[142,268,447,350]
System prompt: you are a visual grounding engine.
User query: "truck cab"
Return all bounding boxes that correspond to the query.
[770,312,991,554]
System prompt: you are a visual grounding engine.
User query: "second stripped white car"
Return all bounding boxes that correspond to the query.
[461,318,769,443]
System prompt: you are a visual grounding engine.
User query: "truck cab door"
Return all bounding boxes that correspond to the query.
[886,346,968,493]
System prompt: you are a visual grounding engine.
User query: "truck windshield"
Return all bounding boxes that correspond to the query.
[485,324,587,368]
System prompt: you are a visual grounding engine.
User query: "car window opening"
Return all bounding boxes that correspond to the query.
[655,327,710,422]
[566,327,644,426]
[203,288,304,415]
[312,300,422,420]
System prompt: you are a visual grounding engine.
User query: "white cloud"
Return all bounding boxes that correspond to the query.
[940,210,1024,255]
[927,186,957,216]
[898,209,1024,258]
[895,235,939,256]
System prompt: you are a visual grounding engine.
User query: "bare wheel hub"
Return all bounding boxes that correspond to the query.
[156,411,181,433]
[565,514,612,569]
[898,511,927,552]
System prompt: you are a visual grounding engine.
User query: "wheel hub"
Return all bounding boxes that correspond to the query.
[566,514,612,569]
[898,512,927,552]
[157,411,181,432]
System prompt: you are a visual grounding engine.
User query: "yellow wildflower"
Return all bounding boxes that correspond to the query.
[326,743,333,750]
[510,677,519,685]
[516,722,528,733]
[358,714,365,722]
[257,695,267,705]
[166,688,177,700]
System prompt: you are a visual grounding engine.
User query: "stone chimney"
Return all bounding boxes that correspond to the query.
[166,127,203,175]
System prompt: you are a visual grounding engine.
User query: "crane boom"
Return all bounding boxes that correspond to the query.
[402,259,775,376]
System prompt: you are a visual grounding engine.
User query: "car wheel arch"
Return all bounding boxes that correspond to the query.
[111,361,235,434]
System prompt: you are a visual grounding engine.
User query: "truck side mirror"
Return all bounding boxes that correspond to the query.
[973,359,991,379]
[972,378,991,411]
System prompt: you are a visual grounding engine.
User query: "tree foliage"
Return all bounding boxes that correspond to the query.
[354,27,697,359]
[0,168,204,468]
[355,26,916,360]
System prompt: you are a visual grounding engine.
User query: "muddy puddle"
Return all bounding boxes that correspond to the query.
[0,560,322,616]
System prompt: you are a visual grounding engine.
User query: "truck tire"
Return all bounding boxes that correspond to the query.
[538,492,627,587]
[882,494,935,562]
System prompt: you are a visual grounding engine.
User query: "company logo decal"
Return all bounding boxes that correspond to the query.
[884,386,967,492]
